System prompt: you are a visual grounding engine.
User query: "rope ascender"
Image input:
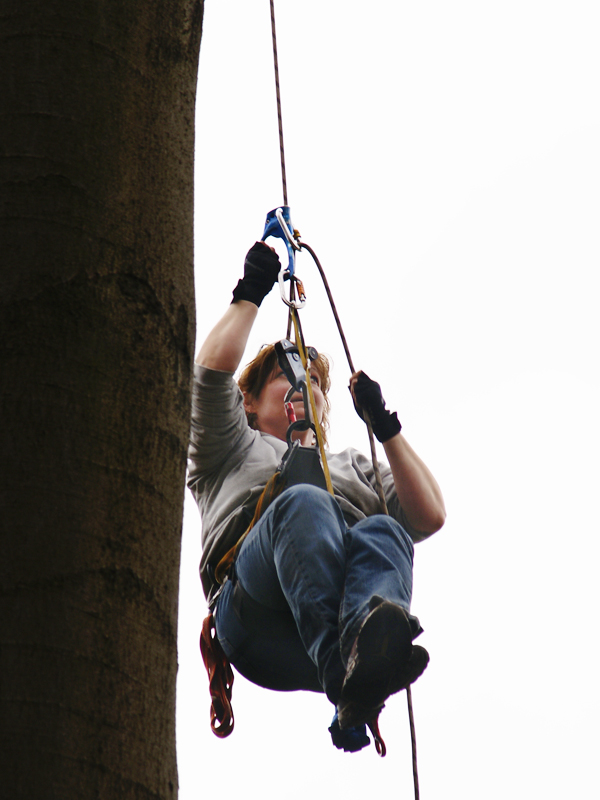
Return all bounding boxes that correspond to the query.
[202,2,422,795]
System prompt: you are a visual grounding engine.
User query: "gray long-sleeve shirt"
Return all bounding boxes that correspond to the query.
[187,364,427,599]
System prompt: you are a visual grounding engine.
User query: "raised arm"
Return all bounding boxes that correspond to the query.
[196,242,281,372]
[196,301,258,372]
[350,371,446,536]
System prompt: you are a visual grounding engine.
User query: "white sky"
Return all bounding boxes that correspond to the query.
[177,1,600,797]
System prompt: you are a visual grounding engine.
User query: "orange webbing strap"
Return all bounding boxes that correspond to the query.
[290,309,335,496]
[200,470,286,740]
[200,613,235,738]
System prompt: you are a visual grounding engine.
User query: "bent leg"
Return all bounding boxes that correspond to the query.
[232,485,349,702]
[339,515,416,661]
[216,487,418,706]
[214,578,322,693]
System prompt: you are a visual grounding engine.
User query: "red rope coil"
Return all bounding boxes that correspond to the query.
[200,614,235,738]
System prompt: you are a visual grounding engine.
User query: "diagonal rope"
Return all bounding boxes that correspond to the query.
[269,0,288,206]
[299,241,389,513]
[269,0,297,333]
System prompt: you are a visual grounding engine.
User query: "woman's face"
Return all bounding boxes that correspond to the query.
[243,365,325,444]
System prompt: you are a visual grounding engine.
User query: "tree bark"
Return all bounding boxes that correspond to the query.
[0,2,203,797]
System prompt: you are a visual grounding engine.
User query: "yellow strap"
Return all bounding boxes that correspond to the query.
[291,310,335,496]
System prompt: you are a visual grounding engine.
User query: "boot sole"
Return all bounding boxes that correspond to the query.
[338,602,429,728]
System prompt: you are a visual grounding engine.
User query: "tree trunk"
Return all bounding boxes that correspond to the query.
[0,2,203,797]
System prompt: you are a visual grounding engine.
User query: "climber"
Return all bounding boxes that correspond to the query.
[187,241,446,752]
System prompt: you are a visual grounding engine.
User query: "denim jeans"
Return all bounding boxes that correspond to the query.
[214,484,415,705]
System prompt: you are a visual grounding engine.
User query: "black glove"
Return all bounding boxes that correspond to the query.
[231,242,281,307]
[351,371,402,443]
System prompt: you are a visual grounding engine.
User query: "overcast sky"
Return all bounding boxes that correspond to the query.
[177,2,600,797]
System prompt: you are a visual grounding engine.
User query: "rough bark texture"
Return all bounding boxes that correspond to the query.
[0,1,203,797]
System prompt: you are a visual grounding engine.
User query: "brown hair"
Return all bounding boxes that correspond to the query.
[238,343,331,445]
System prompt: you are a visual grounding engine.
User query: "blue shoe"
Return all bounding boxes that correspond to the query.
[328,710,371,752]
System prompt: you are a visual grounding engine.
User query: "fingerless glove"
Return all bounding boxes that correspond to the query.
[231,242,281,307]
[351,371,402,443]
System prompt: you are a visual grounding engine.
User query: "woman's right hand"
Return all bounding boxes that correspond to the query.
[196,243,280,371]
[231,242,281,307]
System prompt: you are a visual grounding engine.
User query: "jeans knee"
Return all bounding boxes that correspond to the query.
[280,484,330,502]
[384,516,414,553]
[352,514,414,559]
[268,485,345,549]
[277,484,338,516]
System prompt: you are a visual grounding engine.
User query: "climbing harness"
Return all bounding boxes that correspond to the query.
[200,2,423,795]
[274,338,329,492]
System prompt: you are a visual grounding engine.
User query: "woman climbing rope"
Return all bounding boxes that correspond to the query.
[187,241,446,753]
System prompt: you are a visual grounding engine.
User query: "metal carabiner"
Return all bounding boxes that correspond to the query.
[277,270,306,310]
[262,206,300,272]
[261,206,306,310]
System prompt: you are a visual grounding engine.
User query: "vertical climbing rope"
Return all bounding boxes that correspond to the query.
[266,4,422,794]
[407,687,420,800]
[299,246,421,795]
[269,0,296,334]
[269,0,288,206]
